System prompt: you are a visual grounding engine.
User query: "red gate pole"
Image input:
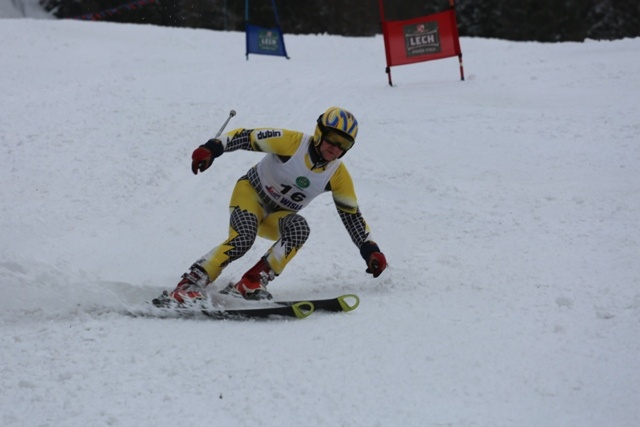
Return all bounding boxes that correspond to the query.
[450,0,465,81]
[378,0,393,86]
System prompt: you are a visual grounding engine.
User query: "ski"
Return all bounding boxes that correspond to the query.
[218,284,359,314]
[126,300,314,320]
[202,301,314,320]
[129,292,358,320]
[275,294,360,313]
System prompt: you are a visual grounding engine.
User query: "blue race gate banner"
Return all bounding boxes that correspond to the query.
[245,24,289,58]
[245,0,289,59]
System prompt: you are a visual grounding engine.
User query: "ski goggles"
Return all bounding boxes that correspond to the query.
[321,130,355,151]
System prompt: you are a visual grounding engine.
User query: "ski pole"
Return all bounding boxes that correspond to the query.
[215,109,236,138]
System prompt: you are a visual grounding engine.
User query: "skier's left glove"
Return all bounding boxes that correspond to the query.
[360,241,387,278]
[191,138,224,175]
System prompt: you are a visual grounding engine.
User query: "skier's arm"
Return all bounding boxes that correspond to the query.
[330,165,387,277]
[221,128,302,155]
[191,128,302,174]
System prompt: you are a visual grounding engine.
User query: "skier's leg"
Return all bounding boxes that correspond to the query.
[258,212,311,275]
[154,179,265,306]
[225,211,310,301]
[197,178,265,282]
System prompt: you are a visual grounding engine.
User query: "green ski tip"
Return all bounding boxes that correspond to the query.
[291,301,315,319]
[337,294,359,312]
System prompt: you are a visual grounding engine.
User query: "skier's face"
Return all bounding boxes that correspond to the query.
[319,139,345,161]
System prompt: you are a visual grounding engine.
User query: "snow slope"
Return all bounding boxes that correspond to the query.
[1,17,639,427]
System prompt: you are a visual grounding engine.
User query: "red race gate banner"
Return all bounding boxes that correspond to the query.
[379,0,464,85]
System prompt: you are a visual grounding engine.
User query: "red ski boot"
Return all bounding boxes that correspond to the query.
[153,264,209,307]
[226,258,275,301]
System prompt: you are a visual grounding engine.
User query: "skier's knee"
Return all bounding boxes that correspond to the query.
[280,214,310,248]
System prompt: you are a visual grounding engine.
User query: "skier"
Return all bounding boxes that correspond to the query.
[154,107,387,306]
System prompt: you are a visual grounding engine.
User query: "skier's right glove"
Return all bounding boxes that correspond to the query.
[360,241,387,278]
[191,138,224,174]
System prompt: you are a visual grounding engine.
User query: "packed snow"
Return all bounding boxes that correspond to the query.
[1,8,639,427]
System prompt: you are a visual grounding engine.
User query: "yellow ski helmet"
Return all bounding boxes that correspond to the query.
[313,107,358,153]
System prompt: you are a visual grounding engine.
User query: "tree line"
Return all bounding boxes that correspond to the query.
[41,0,639,42]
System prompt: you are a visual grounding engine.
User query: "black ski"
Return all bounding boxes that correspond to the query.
[202,301,314,319]
[126,300,314,320]
[275,294,360,313]
[129,292,358,320]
